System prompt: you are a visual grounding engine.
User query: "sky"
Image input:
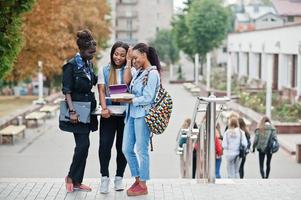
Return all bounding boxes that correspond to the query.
[174,0,185,10]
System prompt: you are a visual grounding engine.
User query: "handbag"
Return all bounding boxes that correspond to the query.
[239,131,246,158]
[59,101,91,123]
[265,130,279,154]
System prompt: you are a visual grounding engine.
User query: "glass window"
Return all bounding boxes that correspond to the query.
[288,16,294,22]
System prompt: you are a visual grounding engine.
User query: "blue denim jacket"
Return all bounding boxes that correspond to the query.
[102,64,126,106]
[126,66,160,119]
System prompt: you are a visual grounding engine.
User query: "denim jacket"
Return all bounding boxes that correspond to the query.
[126,66,160,120]
[102,64,126,106]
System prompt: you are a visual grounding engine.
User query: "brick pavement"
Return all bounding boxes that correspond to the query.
[0,178,300,200]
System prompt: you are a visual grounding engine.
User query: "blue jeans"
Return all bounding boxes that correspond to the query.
[122,116,150,181]
[215,158,222,178]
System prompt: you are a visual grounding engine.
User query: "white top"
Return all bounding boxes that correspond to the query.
[222,128,248,156]
[97,66,123,85]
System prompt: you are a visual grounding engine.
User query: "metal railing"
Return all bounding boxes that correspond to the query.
[179,95,230,183]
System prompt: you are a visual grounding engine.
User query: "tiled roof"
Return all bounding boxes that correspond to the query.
[272,0,301,16]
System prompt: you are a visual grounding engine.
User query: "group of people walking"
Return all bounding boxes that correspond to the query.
[60,29,161,196]
[217,114,277,179]
[179,113,278,180]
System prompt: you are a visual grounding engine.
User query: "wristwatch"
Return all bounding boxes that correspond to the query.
[69,110,76,114]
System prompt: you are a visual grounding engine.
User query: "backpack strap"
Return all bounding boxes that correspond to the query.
[143,68,157,152]
[143,68,158,86]
[150,133,154,152]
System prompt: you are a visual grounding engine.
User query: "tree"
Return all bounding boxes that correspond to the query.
[172,14,195,60]
[186,0,230,57]
[6,0,110,82]
[149,29,179,65]
[0,0,36,80]
[171,0,195,60]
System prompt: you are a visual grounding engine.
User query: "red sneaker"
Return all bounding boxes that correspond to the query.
[127,183,148,196]
[74,184,92,192]
[127,180,139,191]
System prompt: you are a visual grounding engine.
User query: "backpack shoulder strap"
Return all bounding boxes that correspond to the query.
[143,68,158,86]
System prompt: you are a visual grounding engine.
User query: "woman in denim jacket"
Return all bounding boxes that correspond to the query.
[97,41,129,193]
[119,43,161,196]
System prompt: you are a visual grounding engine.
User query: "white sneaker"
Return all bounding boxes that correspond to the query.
[114,176,124,191]
[100,176,110,194]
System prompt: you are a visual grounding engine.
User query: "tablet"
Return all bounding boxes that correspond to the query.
[109,84,128,95]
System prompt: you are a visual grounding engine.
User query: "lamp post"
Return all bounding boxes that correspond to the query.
[33,60,46,105]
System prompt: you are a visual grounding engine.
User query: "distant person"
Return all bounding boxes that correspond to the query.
[238,117,251,179]
[97,41,129,193]
[222,116,247,178]
[252,116,277,179]
[176,118,192,153]
[60,29,98,192]
[224,111,240,132]
[215,122,223,179]
[192,117,222,179]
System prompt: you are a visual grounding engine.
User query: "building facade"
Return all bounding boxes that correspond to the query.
[272,0,301,25]
[112,0,173,44]
[227,24,301,103]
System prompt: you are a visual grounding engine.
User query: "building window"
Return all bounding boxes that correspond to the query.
[292,55,297,87]
[127,32,132,39]
[116,19,118,26]
[258,54,262,79]
[288,16,294,22]
[127,19,132,29]
[247,53,249,76]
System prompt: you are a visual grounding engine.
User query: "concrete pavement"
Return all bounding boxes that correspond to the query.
[0,178,300,200]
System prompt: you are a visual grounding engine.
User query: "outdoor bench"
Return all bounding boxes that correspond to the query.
[25,112,47,127]
[40,105,59,118]
[0,125,26,144]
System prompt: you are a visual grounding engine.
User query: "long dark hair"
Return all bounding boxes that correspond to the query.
[239,117,250,138]
[108,41,129,85]
[133,43,161,74]
[110,41,129,68]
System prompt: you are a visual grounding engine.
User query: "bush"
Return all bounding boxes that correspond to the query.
[239,91,301,122]
[272,102,301,122]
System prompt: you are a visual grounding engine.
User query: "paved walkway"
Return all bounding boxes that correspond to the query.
[0,178,300,200]
[1,81,301,179]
